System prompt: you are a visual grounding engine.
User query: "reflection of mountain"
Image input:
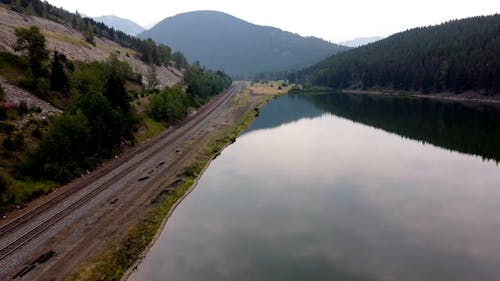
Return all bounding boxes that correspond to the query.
[245,95,323,134]
[306,92,500,162]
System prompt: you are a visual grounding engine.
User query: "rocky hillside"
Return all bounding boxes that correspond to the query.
[0,7,182,91]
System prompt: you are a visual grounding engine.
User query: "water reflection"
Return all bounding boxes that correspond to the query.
[303,92,500,162]
[129,93,500,281]
[244,94,323,133]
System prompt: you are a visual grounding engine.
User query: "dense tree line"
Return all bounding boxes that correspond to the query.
[184,62,232,104]
[148,86,190,124]
[1,0,175,66]
[22,56,138,182]
[297,15,500,95]
[148,64,232,123]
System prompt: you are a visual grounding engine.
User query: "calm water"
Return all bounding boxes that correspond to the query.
[129,93,500,281]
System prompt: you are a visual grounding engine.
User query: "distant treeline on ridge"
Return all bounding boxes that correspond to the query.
[296,14,500,95]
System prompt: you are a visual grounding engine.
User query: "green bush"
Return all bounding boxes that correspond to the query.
[3,133,23,151]
[184,63,232,104]
[34,77,50,98]
[148,86,190,124]
[0,83,5,101]
[18,101,29,115]
[0,173,9,196]
[29,110,90,182]
[0,108,6,120]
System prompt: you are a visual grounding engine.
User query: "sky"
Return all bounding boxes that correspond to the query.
[46,0,499,42]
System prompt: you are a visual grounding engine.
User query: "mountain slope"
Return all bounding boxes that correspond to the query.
[339,36,383,47]
[139,11,348,77]
[299,15,500,95]
[94,15,145,36]
[0,6,181,93]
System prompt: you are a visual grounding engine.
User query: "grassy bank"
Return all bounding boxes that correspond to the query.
[70,93,270,281]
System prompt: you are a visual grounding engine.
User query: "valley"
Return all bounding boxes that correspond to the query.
[0,0,498,280]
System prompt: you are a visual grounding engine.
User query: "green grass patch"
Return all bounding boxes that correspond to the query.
[0,52,28,82]
[43,31,87,47]
[0,177,58,212]
[134,117,166,143]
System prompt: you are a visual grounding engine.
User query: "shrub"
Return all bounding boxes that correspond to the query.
[18,101,29,115]
[0,83,5,101]
[148,86,190,124]
[31,127,43,139]
[0,173,8,195]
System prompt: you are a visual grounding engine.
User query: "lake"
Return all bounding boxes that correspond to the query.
[129,92,500,281]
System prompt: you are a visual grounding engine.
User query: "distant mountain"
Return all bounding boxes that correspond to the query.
[299,15,500,95]
[143,21,159,29]
[139,11,348,77]
[94,15,145,36]
[339,36,383,47]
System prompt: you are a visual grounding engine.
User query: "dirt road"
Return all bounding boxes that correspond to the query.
[0,81,252,280]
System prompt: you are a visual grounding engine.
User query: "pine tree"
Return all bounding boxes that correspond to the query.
[104,73,130,112]
[49,51,68,92]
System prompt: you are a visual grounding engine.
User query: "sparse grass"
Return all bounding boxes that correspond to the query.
[248,80,292,95]
[43,31,87,47]
[69,96,264,281]
[0,177,58,212]
[96,42,137,57]
[0,52,28,82]
[134,117,166,143]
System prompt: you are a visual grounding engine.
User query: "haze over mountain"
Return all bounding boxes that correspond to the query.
[139,11,348,77]
[94,15,145,36]
[339,36,384,47]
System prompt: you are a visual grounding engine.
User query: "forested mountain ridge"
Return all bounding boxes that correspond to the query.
[297,14,500,95]
[94,15,146,36]
[139,11,349,77]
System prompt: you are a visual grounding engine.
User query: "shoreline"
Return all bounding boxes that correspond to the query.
[69,83,284,281]
[342,89,500,105]
[120,97,271,281]
[121,128,237,281]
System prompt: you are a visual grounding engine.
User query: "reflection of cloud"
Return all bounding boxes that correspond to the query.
[131,106,500,281]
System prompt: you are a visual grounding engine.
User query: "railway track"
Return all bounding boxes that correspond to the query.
[0,83,243,261]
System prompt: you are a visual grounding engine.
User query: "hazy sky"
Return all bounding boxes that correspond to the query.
[46,0,499,42]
